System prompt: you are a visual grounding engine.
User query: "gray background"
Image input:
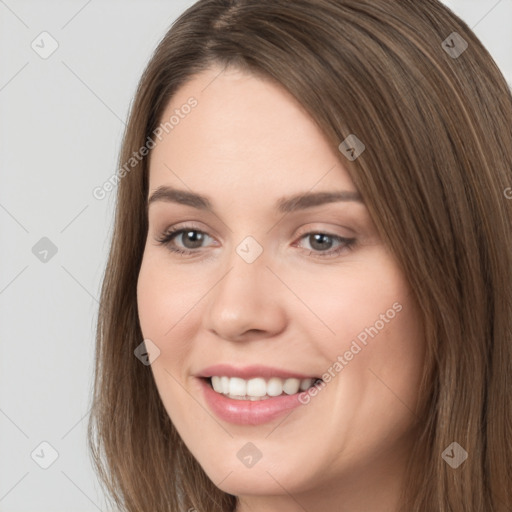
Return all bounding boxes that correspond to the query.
[0,1,510,510]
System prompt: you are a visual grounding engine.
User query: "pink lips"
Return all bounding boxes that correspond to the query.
[198,378,304,425]
[196,364,318,381]
[196,364,319,426]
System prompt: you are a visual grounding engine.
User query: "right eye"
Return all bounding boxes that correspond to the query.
[156,226,215,255]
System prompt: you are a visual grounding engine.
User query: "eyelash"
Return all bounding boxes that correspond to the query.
[155,225,357,259]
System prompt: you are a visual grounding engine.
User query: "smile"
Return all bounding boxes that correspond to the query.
[196,365,324,425]
[208,376,321,400]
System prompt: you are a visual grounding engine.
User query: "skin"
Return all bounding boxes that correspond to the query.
[137,64,426,512]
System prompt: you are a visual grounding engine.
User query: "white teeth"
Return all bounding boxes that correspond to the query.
[209,376,318,399]
[300,378,313,391]
[282,378,300,395]
[220,376,230,394]
[211,376,222,393]
[266,377,283,397]
[229,377,246,396]
[246,378,267,397]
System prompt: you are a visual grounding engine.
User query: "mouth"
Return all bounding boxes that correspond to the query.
[196,364,325,425]
[203,375,323,401]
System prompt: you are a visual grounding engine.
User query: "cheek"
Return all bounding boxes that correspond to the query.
[343,279,425,404]
[137,251,199,342]
[137,254,204,425]
[137,253,194,376]
[282,259,413,358]
[330,292,425,446]
[297,257,425,428]
[366,295,426,404]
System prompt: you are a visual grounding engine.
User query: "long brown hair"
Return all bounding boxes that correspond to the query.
[87,1,512,510]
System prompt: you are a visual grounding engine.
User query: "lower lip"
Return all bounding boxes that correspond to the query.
[198,378,305,426]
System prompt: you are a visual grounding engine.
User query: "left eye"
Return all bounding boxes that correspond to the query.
[296,232,355,256]
[156,227,356,258]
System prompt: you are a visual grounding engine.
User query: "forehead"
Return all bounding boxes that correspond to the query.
[148,65,356,199]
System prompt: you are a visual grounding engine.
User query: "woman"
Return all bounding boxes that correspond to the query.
[87,1,512,510]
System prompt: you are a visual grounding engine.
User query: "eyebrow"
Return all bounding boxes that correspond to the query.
[148,186,363,213]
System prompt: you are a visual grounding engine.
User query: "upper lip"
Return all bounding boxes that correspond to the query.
[196,364,320,380]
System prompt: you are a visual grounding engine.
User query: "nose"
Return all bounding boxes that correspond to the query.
[203,245,287,342]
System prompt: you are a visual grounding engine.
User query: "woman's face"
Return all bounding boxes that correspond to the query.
[137,64,426,509]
